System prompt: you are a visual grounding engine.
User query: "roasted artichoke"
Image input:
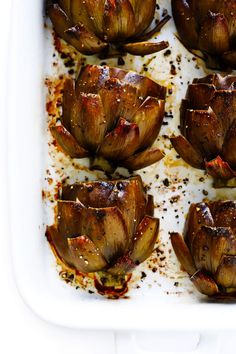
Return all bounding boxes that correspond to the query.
[172,0,236,69]
[51,64,166,171]
[171,201,236,298]
[47,0,170,57]
[46,176,159,276]
[171,73,236,183]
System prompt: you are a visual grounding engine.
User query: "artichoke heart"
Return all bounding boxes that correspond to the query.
[171,201,236,298]
[47,0,170,57]
[51,64,166,171]
[46,176,159,276]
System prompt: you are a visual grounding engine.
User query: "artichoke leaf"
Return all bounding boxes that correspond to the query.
[186,84,215,109]
[191,270,219,296]
[205,156,236,180]
[130,216,159,264]
[123,41,169,56]
[98,118,140,160]
[132,97,165,149]
[185,108,223,160]
[81,206,128,262]
[65,24,108,55]
[170,135,204,169]
[103,0,136,41]
[57,200,85,238]
[122,146,164,170]
[62,180,115,207]
[216,255,236,288]
[198,12,230,55]
[46,225,74,268]
[184,203,214,250]
[170,232,196,276]
[67,235,107,273]
[50,125,89,159]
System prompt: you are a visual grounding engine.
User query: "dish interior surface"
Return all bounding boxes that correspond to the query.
[8,0,236,330]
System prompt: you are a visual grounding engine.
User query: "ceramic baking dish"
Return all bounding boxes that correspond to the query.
[7,0,236,345]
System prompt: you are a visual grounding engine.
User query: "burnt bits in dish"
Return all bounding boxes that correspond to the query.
[47,0,170,57]
[50,64,166,172]
[172,0,236,69]
[171,73,236,186]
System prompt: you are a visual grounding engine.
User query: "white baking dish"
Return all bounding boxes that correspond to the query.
[7,0,236,341]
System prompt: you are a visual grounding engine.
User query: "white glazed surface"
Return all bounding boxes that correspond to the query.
[8,0,236,330]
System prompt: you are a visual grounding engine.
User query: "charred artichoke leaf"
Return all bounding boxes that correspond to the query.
[48,4,72,44]
[122,147,164,170]
[211,201,236,232]
[106,177,147,239]
[67,235,108,273]
[62,180,115,207]
[65,24,108,55]
[222,121,236,169]
[81,206,128,262]
[198,12,230,55]
[57,200,85,238]
[170,232,196,276]
[186,84,215,109]
[83,0,106,37]
[185,108,223,160]
[46,225,74,268]
[114,83,143,122]
[191,226,214,273]
[209,227,236,274]
[121,71,167,100]
[50,125,89,159]
[123,41,169,56]
[192,226,235,274]
[76,65,110,95]
[191,270,219,296]
[75,92,107,151]
[103,0,136,41]
[98,118,140,160]
[205,156,236,180]
[61,78,76,131]
[216,255,236,288]
[171,0,198,48]
[129,0,156,35]
[184,203,214,250]
[132,97,165,149]
[70,0,95,33]
[210,90,236,134]
[130,216,159,264]
[170,135,204,169]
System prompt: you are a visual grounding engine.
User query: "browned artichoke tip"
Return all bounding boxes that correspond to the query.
[46,176,159,278]
[171,200,236,298]
[170,73,236,186]
[172,0,236,69]
[51,64,166,172]
[47,0,170,57]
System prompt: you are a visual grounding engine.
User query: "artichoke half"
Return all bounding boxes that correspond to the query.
[46,176,159,276]
[171,201,236,298]
[172,0,236,69]
[47,0,170,57]
[51,64,166,171]
[171,73,236,184]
